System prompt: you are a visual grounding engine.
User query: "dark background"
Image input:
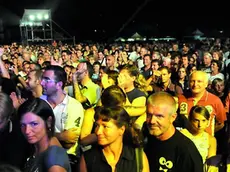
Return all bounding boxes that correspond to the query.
[0,0,229,43]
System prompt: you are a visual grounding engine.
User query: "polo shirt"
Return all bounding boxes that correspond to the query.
[178,91,226,135]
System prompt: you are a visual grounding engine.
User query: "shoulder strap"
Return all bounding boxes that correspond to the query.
[135,147,143,172]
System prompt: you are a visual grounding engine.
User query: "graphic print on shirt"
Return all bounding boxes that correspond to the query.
[180,102,188,115]
[205,105,213,114]
[159,157,173,172]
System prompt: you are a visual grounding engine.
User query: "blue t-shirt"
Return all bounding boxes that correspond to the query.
[23,146,71,172]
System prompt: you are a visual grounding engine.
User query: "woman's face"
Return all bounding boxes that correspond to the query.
[190,66,197,73]
[189,57,195,65]
[211,62,219,72]
[95,119,124,146]
[214,81,225,93]
[212,52,219,60]
[178,68,186,79]
[190,113,209,134]
[93,64,100,73]
[174,56,180,64]
[20,112,47,144]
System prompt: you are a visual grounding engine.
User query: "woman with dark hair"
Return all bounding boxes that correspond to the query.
[18,98,71,172]
[80,85,126,146]
[175,67,190,93]
[207,59,224,87]
[79,106,149,172]
[180,105,216,163]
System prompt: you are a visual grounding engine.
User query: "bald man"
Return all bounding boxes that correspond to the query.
[178,71,226,136]
[143,92,203,172]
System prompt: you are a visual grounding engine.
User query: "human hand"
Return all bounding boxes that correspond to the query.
[61,128,80,144]
[10,92,27,109]
[117,73,129,89]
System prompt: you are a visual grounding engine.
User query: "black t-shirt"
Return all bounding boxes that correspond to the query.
[144,129,203,172]
[140,67,152,80]
[126,88,146,104]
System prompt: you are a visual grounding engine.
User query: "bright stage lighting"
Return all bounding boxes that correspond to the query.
[37,14,43,20]
[29,15,35,21]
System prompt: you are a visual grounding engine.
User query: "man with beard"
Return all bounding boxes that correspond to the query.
[143,92,203,172]
[40,65,84,169]
[73,61,100,109]
[26,69,43,98]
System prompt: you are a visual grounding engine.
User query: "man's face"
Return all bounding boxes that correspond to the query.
[189,72,208,94]
[151,62,159,71]
[41,70,58,96]
[26,71,39,90]
[62,52,70,62]
[76,63,87,82]
[143,55,151,66]
[182,56,188,66]
[106,56,114,68]
[98,52,104,60]
[203,55,211,66]
[140,48,147,57]
[160,69,171,83]
[23,63,31,74]
[146,103,175,139]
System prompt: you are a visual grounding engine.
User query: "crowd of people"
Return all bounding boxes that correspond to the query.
[0,39,229,172]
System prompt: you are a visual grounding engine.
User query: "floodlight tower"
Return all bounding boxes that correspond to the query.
[20,9,53,45]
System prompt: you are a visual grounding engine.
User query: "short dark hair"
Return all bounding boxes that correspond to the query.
[44,65,67,89]
[101,85,126,107]
[79,61,94,78]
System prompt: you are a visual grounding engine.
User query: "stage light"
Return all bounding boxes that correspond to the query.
[44,14,49,20]
[37,14,42,20]
[29,15,35,21]
[29,22,33,26]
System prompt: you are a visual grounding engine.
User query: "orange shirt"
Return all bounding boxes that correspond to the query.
[178,91,226,136]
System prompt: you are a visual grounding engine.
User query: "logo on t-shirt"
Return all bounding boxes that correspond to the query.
[180,102,188,115]
[205,105,213,114]
[159,157,173,172]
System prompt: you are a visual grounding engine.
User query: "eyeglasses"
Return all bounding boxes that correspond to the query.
[41,77,57,84]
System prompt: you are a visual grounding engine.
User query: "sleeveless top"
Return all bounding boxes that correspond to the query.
[180,129,209,163]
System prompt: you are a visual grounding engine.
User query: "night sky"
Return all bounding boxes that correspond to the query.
[0,0,229,42]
